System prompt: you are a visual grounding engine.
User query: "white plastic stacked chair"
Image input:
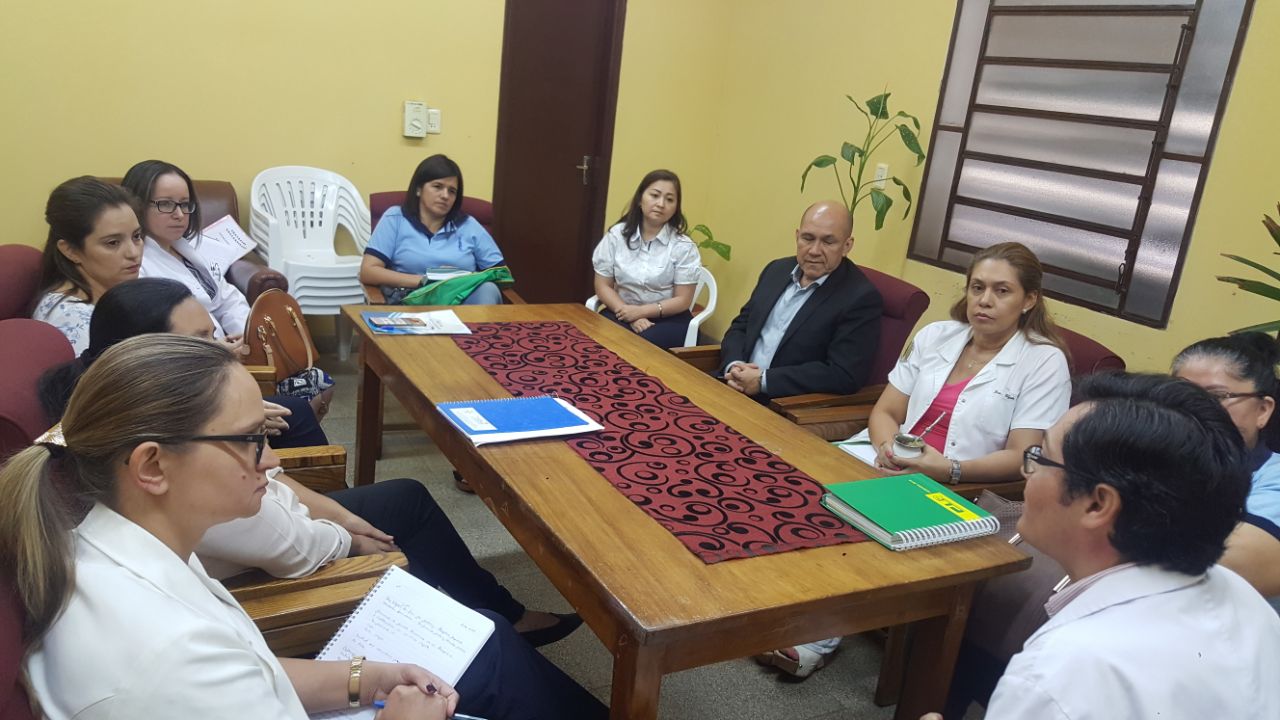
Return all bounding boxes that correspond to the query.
[585,265,718,347]
[250,166,372,359]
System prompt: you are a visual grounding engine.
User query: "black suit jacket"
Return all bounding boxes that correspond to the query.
[720,257,882,399]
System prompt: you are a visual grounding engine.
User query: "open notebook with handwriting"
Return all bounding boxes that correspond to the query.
[312,565,495,719]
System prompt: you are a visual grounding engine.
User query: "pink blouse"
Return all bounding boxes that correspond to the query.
[908,376,973,454]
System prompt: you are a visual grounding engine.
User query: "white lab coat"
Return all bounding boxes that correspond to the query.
[26,504,308,719]
[848,320,1071,460]
[987,564,1280,719]
[198,469,352,580]
[140,235,252,338]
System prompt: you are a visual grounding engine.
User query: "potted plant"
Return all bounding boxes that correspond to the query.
[800,91,927,230]
[1217,203,1280,333]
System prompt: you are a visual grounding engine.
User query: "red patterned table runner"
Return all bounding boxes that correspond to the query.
[452,321,863,563]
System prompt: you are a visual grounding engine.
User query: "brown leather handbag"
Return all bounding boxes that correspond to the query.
[242,289,317,382]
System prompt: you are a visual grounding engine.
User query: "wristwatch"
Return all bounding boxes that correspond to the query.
[948,459,963,485]
[348,656,365,707]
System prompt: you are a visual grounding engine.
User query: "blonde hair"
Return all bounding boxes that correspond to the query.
[948,242,1069,358]
[0,334,237,649]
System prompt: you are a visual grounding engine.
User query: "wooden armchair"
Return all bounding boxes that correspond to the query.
[671,266,931,441]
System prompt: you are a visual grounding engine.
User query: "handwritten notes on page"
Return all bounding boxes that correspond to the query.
[312,565,495,719]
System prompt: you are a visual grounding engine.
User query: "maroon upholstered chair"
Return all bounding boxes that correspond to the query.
[0,579,33,720]
[369,191,496,238]
[0,245,42,321]
[365,191,517,304]
[0,319,74,460]
[671,265,931,441]
[1058,325,1126,377]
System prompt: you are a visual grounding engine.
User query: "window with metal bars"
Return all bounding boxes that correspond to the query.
[908,0,1254,327]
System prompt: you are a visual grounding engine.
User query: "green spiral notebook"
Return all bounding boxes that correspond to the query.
[820,473,999,551]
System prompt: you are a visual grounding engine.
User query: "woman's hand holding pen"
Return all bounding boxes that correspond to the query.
[364,662,457,717]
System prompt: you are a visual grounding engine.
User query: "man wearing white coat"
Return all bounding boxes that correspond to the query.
[971,373,1280,719]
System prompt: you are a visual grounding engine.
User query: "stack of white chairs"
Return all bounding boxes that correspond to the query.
[250,166,371,359]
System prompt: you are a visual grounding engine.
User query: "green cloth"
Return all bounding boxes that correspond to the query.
[403,266,515,306]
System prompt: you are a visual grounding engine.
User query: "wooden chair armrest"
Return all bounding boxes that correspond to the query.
[501,287,527,304]
[275,445,348,493]
[225,552,408,602]
[245,364,277,396]
[669,344,722,373]
[363,283,386,304]
[769,384,887,413]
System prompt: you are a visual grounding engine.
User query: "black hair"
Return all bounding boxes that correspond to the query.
[1066,372,1250,575]
[614,169,687,247]
[39,278,195,424]
[1172,332,1280,452]
[120,160,202,240]
[400,154,467,231]
[36,177,141,304]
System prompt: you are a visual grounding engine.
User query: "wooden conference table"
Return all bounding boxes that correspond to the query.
[346,303,1029,720]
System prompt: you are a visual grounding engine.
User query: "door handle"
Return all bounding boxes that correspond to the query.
[575,155,591,186]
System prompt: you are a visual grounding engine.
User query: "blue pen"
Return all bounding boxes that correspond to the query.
[370,699,488,720]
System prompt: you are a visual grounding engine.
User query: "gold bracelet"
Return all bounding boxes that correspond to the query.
[348,656,365,708]
[656,301,664,318]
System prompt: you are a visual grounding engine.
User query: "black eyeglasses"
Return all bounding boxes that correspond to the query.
[1023,445,1067,475]
[1204,389,1268,402]
[150,199,197,214]
[167,433,267,465]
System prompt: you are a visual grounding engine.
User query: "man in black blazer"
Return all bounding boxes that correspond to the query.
[721,201,882,399]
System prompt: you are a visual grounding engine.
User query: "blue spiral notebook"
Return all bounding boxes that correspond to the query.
[438,395,603,446]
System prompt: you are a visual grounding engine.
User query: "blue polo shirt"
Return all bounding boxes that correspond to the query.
[365,205,503,275]
[1246,444,1280,541]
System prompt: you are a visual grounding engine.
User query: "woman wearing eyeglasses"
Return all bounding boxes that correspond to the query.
[1173,332,1280,605]
[123,160,251,338]
[5,335,608,720]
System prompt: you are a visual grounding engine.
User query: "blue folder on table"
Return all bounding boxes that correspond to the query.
[437,395,604,446]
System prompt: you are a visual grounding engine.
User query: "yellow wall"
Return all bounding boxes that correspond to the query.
[6,0,1277,372]
[610,0,1280,372]
[1,0,505,247]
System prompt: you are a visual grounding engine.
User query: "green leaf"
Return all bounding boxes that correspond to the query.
[1264,212,1280,249]
[891,177,914,218]
[897,124,926,165]
[801,155,838,191]
[1221,253,1280,285]
[846,95,870,121]
[1230,319,1280,335]
[866,92,891,119]
[841,142,863,163]
[1217,276,1280,303]
[869,187,894,230]
[894,110,922,131]
[699,238,732,262]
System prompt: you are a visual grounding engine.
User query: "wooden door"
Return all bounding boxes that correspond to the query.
[491,0,627,304]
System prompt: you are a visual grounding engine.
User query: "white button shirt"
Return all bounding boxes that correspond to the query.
[591,222,701,306]
[26,504,308,719]
[987,564,1280,719]
[847,320,1071,460]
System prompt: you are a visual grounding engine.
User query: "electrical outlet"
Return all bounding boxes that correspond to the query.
[873,163,889,190]
[426,109,442,134]
[403,101,427,138]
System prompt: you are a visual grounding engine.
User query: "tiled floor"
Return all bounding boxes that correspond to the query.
[318,345,984,719]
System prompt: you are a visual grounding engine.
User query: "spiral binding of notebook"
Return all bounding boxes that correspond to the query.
[315,567,398,662]
[894,515,1001,551]
[437,394,603,446]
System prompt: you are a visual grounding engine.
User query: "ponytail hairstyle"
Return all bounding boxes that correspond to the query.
[36,177,140,304]
[39,278,196,424]
[615,169,687,248]
[0,334,237,649]
[121,160,202,240]
[1172,332,1280,452]
[948,241,1068,358]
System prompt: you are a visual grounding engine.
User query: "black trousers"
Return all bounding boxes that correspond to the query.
[601,308,693,350]
[265,394,329,449]
[327,479,526,623]
[457,610,608,720]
